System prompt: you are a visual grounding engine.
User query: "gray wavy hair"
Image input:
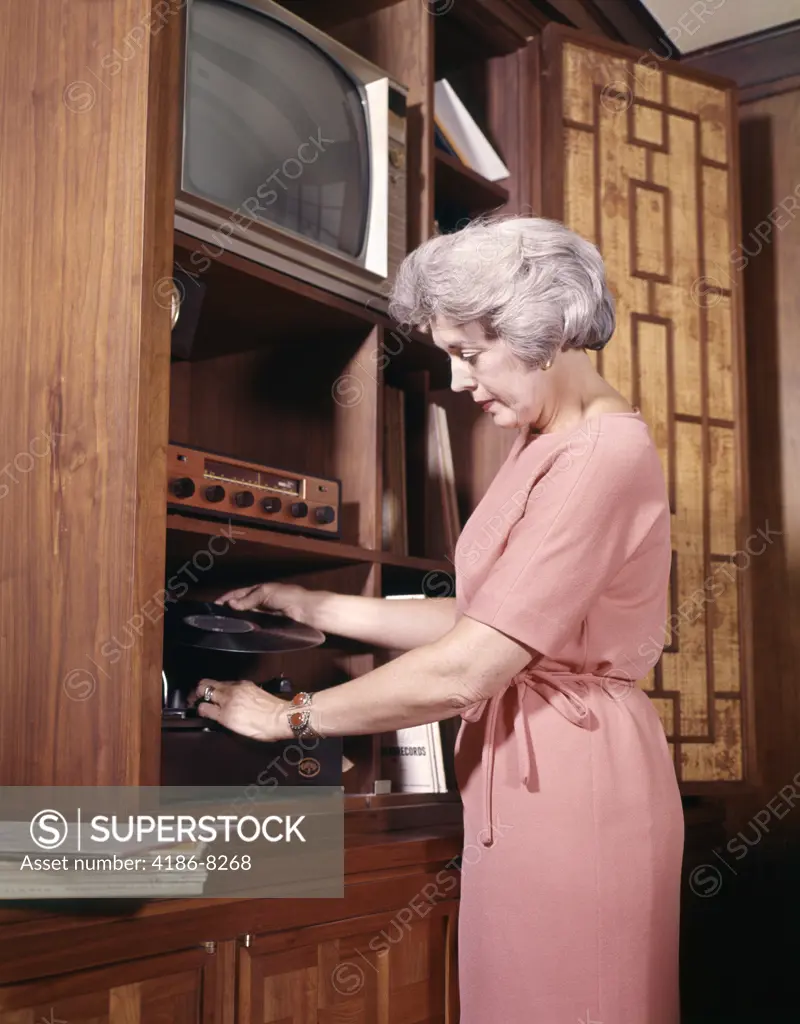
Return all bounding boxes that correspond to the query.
[388,215,615,366]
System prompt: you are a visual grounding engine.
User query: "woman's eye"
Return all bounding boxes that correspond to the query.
[461,352,479,364]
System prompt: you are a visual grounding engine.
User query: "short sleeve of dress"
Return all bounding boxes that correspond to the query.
[462,426,666,659]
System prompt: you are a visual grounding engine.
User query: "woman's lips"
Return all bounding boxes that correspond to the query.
[482,401,495,412]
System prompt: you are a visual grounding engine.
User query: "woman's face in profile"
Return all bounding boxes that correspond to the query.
[430,316,548,430]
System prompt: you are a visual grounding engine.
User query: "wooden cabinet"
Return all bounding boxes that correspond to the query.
[0,832,462,1024]
[0,907,459,1024]
[0,948,215,1024]
[239,905,458,1023]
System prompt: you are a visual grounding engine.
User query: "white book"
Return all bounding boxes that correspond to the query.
[434,79,510,182]
[381,726,438,793]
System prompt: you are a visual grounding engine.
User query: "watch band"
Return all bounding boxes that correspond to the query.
[287,691,319,740]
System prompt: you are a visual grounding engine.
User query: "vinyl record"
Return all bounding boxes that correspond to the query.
[165,600,325,653]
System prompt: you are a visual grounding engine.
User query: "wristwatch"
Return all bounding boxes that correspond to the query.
[287,691,319,740]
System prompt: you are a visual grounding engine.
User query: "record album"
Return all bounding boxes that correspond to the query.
[165,600,325,653]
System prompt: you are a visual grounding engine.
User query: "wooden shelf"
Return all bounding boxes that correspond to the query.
[275,0,407,31]
[434,149,510,217]
[435,0,537,73]
[173,232,382,358]
[166,513,452,576]
[345,792,463,834]
[173,232,450,384]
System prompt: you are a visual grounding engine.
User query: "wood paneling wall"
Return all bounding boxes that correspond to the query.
[0,1,177,784]
[686,29,800,836]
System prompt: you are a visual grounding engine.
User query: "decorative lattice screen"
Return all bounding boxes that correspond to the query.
[542,29,752,784]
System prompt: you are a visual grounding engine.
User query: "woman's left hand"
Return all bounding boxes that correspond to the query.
[189,679,289,742]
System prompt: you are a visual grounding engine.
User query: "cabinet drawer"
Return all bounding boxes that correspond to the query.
[0,946,218,1024]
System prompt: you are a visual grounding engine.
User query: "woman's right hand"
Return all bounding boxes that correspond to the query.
[214,582,315,625]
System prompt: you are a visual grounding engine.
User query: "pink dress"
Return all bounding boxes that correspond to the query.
[453,411,684,1024]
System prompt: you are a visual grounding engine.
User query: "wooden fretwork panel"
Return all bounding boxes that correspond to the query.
[0,948,213,1023]
[240,906,458,1023]
[542,28,750,784]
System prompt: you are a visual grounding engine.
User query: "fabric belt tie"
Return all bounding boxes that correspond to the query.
[460,668,601,847]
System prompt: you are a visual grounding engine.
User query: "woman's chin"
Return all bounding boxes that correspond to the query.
[488,405,515,427]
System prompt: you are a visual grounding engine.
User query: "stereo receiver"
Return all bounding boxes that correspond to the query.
[167,443,340,539]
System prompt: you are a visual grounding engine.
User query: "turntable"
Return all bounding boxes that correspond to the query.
[160,600,342,788]
[164,600,326,654]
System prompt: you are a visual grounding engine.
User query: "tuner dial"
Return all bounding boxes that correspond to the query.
[170,477,195,499]
[290,501,309,518]
[234,490,255,508]
[314,505,336,525]
[205,485,225,503]
[262,497,282,514]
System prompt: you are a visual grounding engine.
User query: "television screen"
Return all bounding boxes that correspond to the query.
[184,0,370,258]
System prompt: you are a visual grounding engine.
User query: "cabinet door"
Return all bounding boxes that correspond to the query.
[540,24,753,787]
[239,903,459,1023]
[0,947,217,1024]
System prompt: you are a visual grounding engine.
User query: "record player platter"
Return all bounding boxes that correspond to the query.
[166,600,325,653]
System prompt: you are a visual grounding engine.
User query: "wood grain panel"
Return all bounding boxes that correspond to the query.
[631,181,670,280]
[487,43,542,218]
[0,0,177,784]
[564,127,595,243]
[563,42,629,125]
[706,296,735,421]
[634,318,672,503]
[0,950,210,1023]
[650,696,675,736]
[681,699,743,782]
[241,912,450,1024]
[333,327,382,549]
[542,29,749,781]
[702,164,733,282]
[633,63,663,103]
[251,948,317,1023]
[711,565,740,693]
[666,75,728,165]
[663,421,708,738]
[597,84,647,402]
[632,102,665,148]
[640,665,656,691]
[651,116,703,418]
[709,426,737,555]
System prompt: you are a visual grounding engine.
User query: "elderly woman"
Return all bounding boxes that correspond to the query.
[193,215,684,1023]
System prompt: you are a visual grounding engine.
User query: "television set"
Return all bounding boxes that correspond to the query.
[175,0,408,308]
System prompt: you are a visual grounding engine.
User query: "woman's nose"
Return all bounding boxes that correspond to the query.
[450,363,475,393]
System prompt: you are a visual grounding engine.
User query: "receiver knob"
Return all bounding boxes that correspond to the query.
[262,497,282,514]
[314,505,336,524]
[170,477,195,499]
[205,485,225,503]
[234,491,255,508]
[290,501,309,518]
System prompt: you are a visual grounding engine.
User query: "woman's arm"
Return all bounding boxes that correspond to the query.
[218,582,458,651]
[304,591,458,651]
[193,615,536,740]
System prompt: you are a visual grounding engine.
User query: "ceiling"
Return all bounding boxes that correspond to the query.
[638,0,800,53]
